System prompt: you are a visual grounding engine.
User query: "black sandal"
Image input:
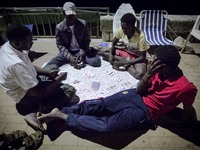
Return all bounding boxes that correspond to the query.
[23,131,44,150]
[0,130,28,149]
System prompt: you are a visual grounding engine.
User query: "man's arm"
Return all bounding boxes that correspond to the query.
[108,37,119,64]
[34,66,51,76]
[26,72,67,99]
[110,37,119,55]
[128,51,146,65]
[81,22,91,53]
[136,58,165,94]
[55,27,72,60]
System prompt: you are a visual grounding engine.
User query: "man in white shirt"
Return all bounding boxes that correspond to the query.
[0,24,74,132]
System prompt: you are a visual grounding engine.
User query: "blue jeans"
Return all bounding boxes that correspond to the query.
[46,53,70,67]
[46,52,101,67]
[61,89,151,132]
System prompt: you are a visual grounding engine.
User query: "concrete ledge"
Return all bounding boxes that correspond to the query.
[100,14,199,42]
[167,15,198,39]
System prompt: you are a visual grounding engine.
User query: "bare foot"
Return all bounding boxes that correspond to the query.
[24,113,45,132]
[37,108,67,123]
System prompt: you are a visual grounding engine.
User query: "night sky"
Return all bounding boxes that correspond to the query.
[0,0,199,15]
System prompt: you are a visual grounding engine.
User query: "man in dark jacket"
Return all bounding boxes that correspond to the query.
[45,2,101,69]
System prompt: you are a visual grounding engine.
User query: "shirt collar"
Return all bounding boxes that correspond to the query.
[156,69,183,86]
[7,42,28,58]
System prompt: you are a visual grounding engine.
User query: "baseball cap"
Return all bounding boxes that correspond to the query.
[63,2,76,15]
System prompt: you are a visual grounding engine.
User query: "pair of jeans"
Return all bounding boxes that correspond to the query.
[46,52,71,67]
[46,51,101,68]
[61,88,151,133]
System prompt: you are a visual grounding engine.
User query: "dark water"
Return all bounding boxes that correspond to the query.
[0,0,199,15]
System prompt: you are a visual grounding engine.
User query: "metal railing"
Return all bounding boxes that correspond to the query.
[0,7,110,39]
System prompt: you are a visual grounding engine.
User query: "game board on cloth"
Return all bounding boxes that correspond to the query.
[60,58,139,102]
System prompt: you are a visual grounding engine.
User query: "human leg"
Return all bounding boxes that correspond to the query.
[15,82,73,132]
[61,89,140,116]
[37,108,68,122]
[98,49,123,60]
[85,48,101,67]
[38,100,148,133]
[45,53,69,67]
[127,63,147,80]
[24,113,45,132]
[38,89,150,132]
[68,105,148,132]
[38,89,137,119]
[66,90,150,132]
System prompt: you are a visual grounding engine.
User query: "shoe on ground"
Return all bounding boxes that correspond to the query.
[23,131,44,150]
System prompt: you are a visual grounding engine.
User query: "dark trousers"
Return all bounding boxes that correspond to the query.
[16,81,70,116]
[46,51,101,67]
[62,89,151,132]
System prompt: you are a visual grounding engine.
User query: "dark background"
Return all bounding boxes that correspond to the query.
[0,0,199,15]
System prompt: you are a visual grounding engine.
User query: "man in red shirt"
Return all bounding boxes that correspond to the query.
[37,45,197,140]
[139,46,197,121]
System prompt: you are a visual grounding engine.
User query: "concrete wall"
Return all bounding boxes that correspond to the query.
[100,14,199,42]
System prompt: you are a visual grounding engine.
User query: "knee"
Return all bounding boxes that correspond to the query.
[128,68,145,80]
[134,71,145,80]
[16,103,31,116]
[86,55,101,67]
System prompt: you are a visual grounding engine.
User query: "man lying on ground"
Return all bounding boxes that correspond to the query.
[37,45,198,134]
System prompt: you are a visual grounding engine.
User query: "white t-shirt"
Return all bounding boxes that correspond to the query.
[0,42,39,103]
[69,25,80,51]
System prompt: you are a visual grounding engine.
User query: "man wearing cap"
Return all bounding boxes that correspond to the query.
[45,2,101,69]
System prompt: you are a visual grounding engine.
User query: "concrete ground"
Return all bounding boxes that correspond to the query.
[0,38,200,150]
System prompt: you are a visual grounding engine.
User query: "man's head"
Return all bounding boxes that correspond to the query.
[154,45,181,69]
[6,24,33,51]
[63,2,77,26]
[120,13,136,36]
[63,2,76,15]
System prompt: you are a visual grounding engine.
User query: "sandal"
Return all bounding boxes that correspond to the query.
[0,130,28,149]
[23,131,44,150]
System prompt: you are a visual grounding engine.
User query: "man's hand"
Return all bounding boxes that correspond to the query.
[146,58,166,78]
[76,50,85,63]
[113,60,127,68]
[49,70,59,79]
[75,55,82,64]
[109,54,115,65]
[55,72,67,81]
[69,56,77,65]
